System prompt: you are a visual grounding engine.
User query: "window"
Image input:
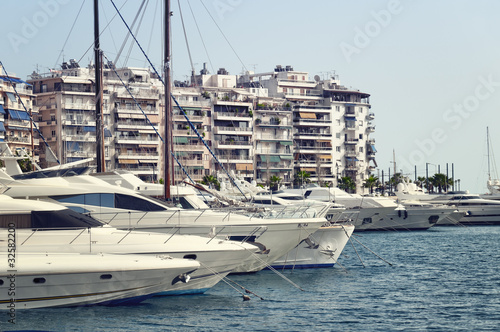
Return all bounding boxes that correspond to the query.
[336,146,341,152]
[336,106,340,112]
[359,134,363,140]
[359,120,363,126]
[336,133,341,139]
[51,130,56,136]
[359,147,364,153]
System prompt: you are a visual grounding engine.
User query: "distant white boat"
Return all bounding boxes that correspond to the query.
[0,252,199,309]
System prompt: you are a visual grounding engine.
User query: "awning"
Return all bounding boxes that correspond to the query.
[346,157,360,161]
[299,112,316,119]
[139,160,156,164]
[280,155,294,160]
[0,77,31,86]
[319,155,332,159]
[0,122,5,132]
[0,105,5,114]
[280,141,293,146]
[83,126,96,132]
[104,128,112,137]
[146,114,160,123]
[6,92,17,103]
[260,155,280,162]
[119,159,139,164]
[8,109,30,121]
[188,166,204,170]
[174,151,187,157]
[369,144,377,153]
[344,116,356,121]
[174,136,188,144]
[8,126,29,131]
[300,167,316,172]
[236,163,253,171]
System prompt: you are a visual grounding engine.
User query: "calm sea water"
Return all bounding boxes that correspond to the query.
[4,225,500,331]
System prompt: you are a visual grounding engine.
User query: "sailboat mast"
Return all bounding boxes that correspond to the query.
[163,0,172,200]
[487,126,491,180]
[94,0,104,172]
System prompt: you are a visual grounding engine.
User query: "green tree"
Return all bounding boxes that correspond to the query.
[339,176,356,193]
[201,175,220,191]
[431,173,452,193]
[269,175,282,191]
[294,170,311,186]
[363,175,379,194]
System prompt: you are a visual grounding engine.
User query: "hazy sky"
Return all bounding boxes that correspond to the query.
[2,0,500,194]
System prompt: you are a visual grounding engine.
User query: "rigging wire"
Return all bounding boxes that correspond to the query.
[177,0,196,85]
[101,52,196,184]
[108,0,248,199]
[54,0,87,69]
[77,0,130,66]
[199,0,248,74]
[99,0,120,62]
[0,61,60,165]
[143,0,160,68]
[114,0,147,66]
[123,0,150,67]
[186,0,215,75]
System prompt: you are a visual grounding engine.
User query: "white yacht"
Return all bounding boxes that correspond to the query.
[0,252,199,309]
[0,172,326,274]
[284,185,456,231]
[396,182,500,225]
[270,224,355,269]
[0,195,259,295]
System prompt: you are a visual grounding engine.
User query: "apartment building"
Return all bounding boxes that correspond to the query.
[0,65,39,166]
[239,65,377,192]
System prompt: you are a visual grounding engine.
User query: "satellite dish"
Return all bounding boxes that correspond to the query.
[314,75,320,82]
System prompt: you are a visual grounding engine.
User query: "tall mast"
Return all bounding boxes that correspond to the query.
[163,0,172,200]
[94,0,104,172]
[487,126,491,180]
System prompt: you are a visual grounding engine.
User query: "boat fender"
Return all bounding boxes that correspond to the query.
[404,210,408,219]
[398,210,402,218]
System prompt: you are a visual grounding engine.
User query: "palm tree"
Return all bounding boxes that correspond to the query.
[432,173,450,193]
[269,175,282,191]
[339,176,356,193]
[201,174,220,191]
[363,175,379,194]
[294,170,311,187]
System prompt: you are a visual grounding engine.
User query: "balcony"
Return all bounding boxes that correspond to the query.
[367,113,375,120]
[217,154,252,163]
[212,112,252,120]
[64,119,96,127]
[213,126,252,135]
[367,126,375,132]
[345,125,358,131]
[4,136,32,144]
[345,150,358,157]
[213,140,252,149]
[173,115,205,123]
[344,138,359,145]
[256,162,293,170]
[174,144,206,152]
